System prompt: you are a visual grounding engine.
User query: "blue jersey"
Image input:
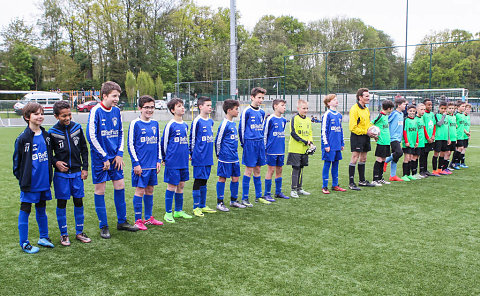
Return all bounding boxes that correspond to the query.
[190,115,214,166]
[388,110,404,142]
[86,104,124,163]
[263,115,287,155]
[31,134,50,192]
[215,118,239,163]
[239,105,265,144]
[128,118,161,169]
[161,119,189,169]
[321,109,344,151]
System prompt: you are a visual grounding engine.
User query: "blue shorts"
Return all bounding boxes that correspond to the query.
[217,162,241,178]
[322,150,343,162]
[20,190,52,203]
[131,169,158,188]
[242,139,266,167]
[266,154,284,167]
[53,172,84,199]
[193,166,212,179]
[164,167,189,185]
[92,161,124,184]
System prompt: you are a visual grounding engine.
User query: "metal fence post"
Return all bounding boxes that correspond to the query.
[429,44,433,88]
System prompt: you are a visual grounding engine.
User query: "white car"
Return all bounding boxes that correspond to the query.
[155,100,167,110]
[14,92,64,115]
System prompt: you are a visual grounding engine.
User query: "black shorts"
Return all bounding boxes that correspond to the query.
[286,153,309,167]
[350,133,371,153]
[403,147,415,155]
[424,142,434,152]
[448,141,456,151]
[456,139,465,147]
[434,140,448,152]
[412,147,422,156]
[375,144,391,158]
[465,139,469,148]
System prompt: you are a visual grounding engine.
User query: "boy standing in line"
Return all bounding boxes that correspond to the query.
[460,104,471,167]
[446,102,458,170]
[384,97,407,181]
[432,102,450,175]
[453,101,467,168]
[49,101,91,245]
[190,97,217,217]
[87,81,138,239]
[371,100,394,186]
[401,105,419,181]
[419,99,436,177]
[414,103,429,179]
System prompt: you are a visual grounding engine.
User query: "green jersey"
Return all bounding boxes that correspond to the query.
[435,113,448,141]
[465,114,471,133]
[447,114,457,141]
[372,112,390,145]
[416,115,427,148]
[455,112,467,140]
[402,116,418,148]
[423,111,436,138]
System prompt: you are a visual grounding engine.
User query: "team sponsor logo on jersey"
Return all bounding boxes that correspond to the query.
[330,126,342,132]
[141,136,158,144]
[201,135,214,142]
[230,134,238,140]
[174,136,188,144]
[101,129,119,138]
[408,127,417,132]
[272,131,285,137]
[250,123,263,130]
[112,117,118,127]
[32,150,48,162]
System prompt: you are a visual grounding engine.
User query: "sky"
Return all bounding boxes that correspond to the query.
[1,0,479,58]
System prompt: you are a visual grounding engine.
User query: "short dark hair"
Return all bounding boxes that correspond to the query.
[381,100,394,111]
[423,98,432,104]
[447,101,455,107]
[356,88,369,101]
[456,100,466,107]
[53,100,71,115]
[272,99,286,110]
[101,81,122,98]
[250,87,266,98]
[394,97,406,108]
[223,99,239,114]
[439,101,447,107]
[167,98,183,115]
[407,105,416,111]
[138,95,155,108]
[197,96,211,107]
[23,102,43,123]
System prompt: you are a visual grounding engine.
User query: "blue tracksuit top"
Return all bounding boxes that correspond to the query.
[127,118,162,169]
[263,115,287,155]
[321,109,344,151]
[388,110,404,142]
[190,115,214,166]
[239,105,265,145]
[215,118,239,163]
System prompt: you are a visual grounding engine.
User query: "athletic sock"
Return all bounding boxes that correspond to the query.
[230,181,239,201]
[165,190,174,213]
[133,195,143,221]
[200,186,207,208]
[461,153,465,164]
[432,156,438,171]
[274,177,282,195]
[385,155,393,164]
[94,194,108,228]
[242,175,251,200]
[332,160,339,187]
[35,206,49,239]
[174,192,183,212]
[56,207,68,236]
[349,164,356,184]
[73,206,84,235]
[18,210,30,246]
[291,167,300,190]
[253,176,262,198]
[322,161,332,188]
[192,190,201,209]
[264,179,272,196]
[373,161,382,181]
[143,194,153,220]
[411,160,417,175]
[358,162,366,182]
[403,162,409,176]
[391,161,397,177]
[216,181,225,203]
[114,189,127,224]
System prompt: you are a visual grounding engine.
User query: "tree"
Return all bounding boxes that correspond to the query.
[125,70,137,104]
[137,71,155,96]
[0,43,34,90]
[155,74,164,99]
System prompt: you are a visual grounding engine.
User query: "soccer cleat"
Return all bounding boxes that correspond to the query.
[240,199,253,207]
[164,212,175,223]
[134,219,148,231]
[290,191,300,198]
[230,201,246,208]
[370,180,382,187]
[200,206,217,213]
[144,216,163,225]
[193,208,205,217]
[383,162,388,172]
[75,233,92,243]
[255,197,271,204]
[264,195,276,202]
[438,170,449,175]
[419,172,428,178]
[407,175,417,181]
[298,189,311,195]
[332,186,347,192]
[216,202,230,212]
[117,221,139,231]
[38,238,54,248]
[349,183,361,191]
[322,187,330,194]
[60,235,71,246]
[442,169,452,175]
[414,173,424,179]
[389,175,403,182]
[430,170,441,176]
[358,180,375,187]
[275,192,290,199]
[378,179,391,185]
[173,211,193,219]
[459,164,468,168]
[21,242,39,254]
[400,175,411,182]
[100,226,111,239]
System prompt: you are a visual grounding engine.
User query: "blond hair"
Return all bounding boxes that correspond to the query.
[323,94,336,108]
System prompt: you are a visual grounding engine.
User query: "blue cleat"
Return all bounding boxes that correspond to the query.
[38,238,55,248]
[21,242,39,254]
[275,192,290,199]
[460,164,468,168]
[264,195,276,202]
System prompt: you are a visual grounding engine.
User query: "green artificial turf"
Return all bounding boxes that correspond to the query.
[0,123,479,295]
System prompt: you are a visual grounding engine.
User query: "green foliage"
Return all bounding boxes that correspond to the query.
[155,75,164,99]
[137,71,155,97]
[125,71,137,103]
[0,43,34,90]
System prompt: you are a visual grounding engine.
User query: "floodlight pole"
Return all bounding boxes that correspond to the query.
[283,56,286,101]
[429,44,433,88]
[404,0,409,90]
[176,54,181,98]
[230,0,237,100]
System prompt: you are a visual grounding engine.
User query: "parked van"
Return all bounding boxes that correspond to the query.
[14,92,64,115]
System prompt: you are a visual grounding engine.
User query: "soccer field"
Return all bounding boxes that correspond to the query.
[0,123,479,295]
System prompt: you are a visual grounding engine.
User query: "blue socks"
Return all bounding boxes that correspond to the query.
[332,160,339,187]
[74,206,84,235]
[192,190,201,209]
[94,194,108,229]
[18,210,29,246]
[114,189,127,224]
[230,181,239,201]
[200,186,207,208]
[56,207,68,236]
[391,161,398,177]
[275,177,282,195]
[265,179,272,196]
[144,194,153,220]
[253,176,262,198]
[242,175,251,200]
[174,193,183,212]
[322,161,332,188]
[35,206,48,239]
[386,155,393,164]
[216,182,225,201]
[165,190,174,213]
[133,195,142,221]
